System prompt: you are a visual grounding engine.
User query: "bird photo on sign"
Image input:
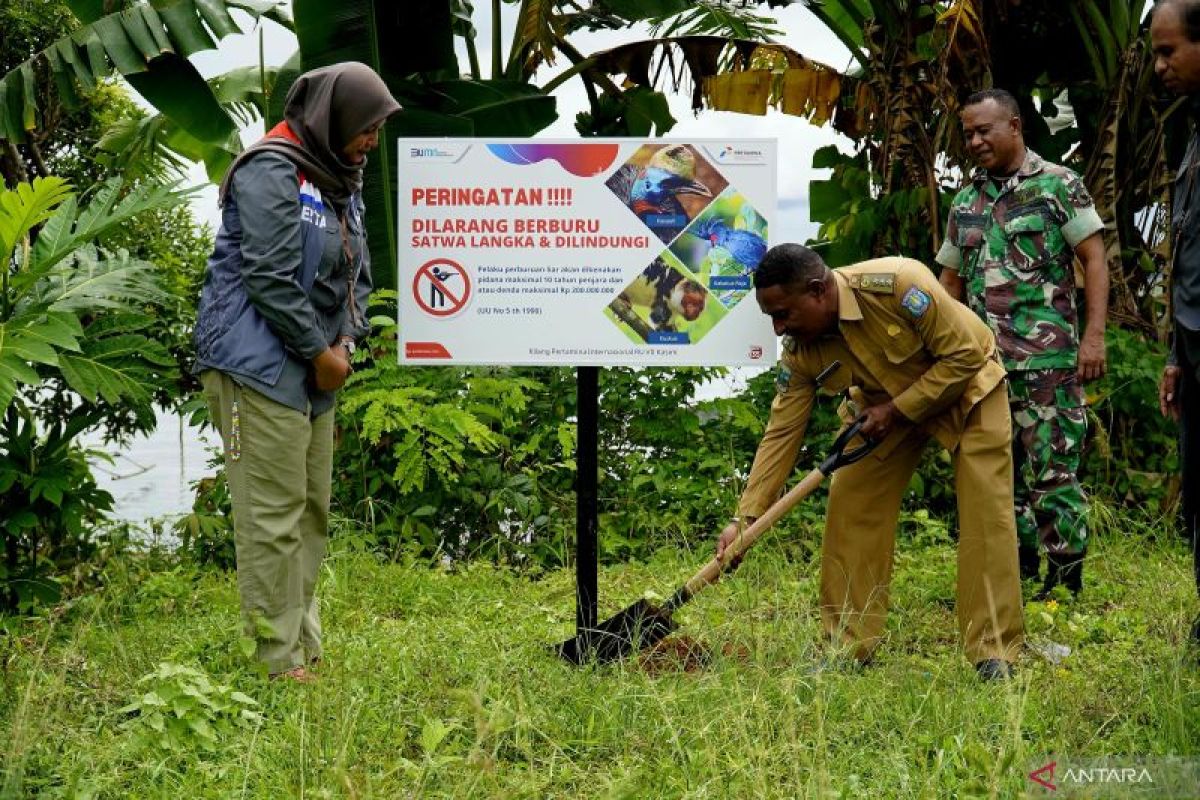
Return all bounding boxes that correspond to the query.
[604,144,728,245]
[604,253,728,345]
[670,191,769,309]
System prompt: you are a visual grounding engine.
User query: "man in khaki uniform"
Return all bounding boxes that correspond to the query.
[717,244,1024,679]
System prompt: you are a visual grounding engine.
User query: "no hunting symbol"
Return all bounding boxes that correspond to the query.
[414,258,471,317]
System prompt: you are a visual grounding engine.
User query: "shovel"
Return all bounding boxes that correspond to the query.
[556,418,879,664]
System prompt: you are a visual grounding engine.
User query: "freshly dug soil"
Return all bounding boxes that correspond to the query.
[636,635,712,674]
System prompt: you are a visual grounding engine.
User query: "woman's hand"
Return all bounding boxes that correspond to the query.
[312,346,352,392]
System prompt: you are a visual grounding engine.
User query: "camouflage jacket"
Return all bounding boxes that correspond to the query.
[935,149,1103,371]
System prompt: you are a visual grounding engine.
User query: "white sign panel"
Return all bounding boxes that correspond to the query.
[398,139,777,366]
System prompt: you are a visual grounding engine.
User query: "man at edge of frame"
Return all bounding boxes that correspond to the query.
[1152,0,1200,650]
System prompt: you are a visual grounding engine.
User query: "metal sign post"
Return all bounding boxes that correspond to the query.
[574,366,599,645]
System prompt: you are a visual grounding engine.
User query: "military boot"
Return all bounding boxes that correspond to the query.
[1036,552,1083,599]
[1018,544,1041,582]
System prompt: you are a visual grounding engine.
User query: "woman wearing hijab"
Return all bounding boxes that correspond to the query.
[195,62,400,682]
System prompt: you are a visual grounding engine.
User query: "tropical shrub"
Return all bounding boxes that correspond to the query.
[0,176,185,610]
[1084,327,1177,511]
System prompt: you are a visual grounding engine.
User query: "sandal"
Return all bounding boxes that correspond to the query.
[269,665,317,684]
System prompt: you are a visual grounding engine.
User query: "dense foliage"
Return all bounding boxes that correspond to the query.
[0,2,213,610]
[1,0,1191,608]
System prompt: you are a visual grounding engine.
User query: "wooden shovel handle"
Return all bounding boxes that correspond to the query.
[681,466,827,598]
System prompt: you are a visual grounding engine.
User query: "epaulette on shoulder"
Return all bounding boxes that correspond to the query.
[848,273,895,294]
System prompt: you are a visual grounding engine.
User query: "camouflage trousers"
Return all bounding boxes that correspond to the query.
[1008,368,1088,554]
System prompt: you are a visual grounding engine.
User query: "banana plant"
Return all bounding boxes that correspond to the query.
[96,63,286,182]
[0,0,291,146]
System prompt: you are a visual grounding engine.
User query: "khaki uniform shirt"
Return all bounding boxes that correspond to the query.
[738,257,1006,517]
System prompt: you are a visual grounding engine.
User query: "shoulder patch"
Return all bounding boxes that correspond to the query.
[900,286,931,318]
[851,273,895,294]
[774,364,792,393]
[780,335,798,354]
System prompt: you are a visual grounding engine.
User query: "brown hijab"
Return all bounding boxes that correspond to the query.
[219,62,401,214]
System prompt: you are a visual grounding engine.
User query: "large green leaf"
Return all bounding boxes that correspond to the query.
[1,0,287,144]
[294,0,455,78]
[126,54,296,187]
[29,179,186,274]
[621,86,675,136]
[0,313,85,418]
[265,50,302,126]
[126,54,237,144]
[39,247,166,315]
[95,64,285,182]
[0,178,74,268]
[806,0,868,65]
[59,338,157,404]
[0,343,43,416]
[421,79,557,136]
[600,0,692,21]
[808,177,851,224]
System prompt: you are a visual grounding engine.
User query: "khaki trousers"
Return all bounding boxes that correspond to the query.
[820,385,1024,664]
[202,370,333,674]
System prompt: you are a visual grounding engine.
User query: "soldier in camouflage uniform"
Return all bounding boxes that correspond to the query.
[936,89,1108,597]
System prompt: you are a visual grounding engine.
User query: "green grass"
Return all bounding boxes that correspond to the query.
[2,521,1198,799]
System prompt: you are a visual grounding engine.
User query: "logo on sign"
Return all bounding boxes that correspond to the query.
[405,144,470,163]
[749,345,763,359]
[707,144,767,165]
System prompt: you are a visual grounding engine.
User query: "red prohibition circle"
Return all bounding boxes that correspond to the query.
[413,258,471,317]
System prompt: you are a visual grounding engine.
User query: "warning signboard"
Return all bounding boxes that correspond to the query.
[397,139,777,367]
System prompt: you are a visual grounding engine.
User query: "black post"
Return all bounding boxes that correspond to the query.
[575,366,599,641]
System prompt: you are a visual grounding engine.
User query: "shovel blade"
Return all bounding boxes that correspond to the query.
[555,599,677,664]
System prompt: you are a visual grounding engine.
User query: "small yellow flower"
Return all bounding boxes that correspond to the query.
[1045,599,1059,612]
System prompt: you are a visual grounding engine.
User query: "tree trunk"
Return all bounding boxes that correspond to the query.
[1,138,29,187]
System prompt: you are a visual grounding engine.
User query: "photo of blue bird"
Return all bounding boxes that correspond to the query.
[686,216,768,275]
[669,192,770,310]
[605,145,725,244]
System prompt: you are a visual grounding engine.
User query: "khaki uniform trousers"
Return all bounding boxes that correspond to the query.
[202,370,332,674]
[820,384,1024,664]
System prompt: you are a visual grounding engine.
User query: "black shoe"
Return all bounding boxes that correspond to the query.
[1018,544,1041,582]
[975,658,1014,681]
[1036,552,1083,600]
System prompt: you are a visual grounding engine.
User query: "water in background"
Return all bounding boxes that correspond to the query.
[85,411,217,526]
